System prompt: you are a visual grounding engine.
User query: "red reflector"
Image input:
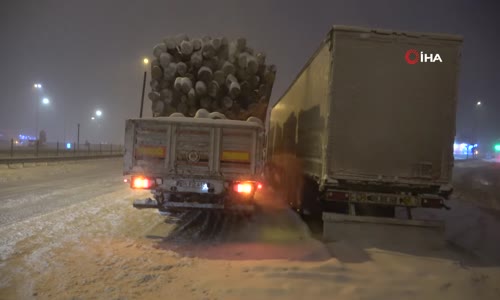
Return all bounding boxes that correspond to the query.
[327,191,349,201]
[132,177,153,189]
[257,183,263,190]
[421,197,443,208]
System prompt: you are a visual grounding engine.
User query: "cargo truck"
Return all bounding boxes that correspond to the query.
[266,26,462,232]
[123,112,266,213]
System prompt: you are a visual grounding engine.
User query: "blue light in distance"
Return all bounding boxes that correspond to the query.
[66,143,71,149]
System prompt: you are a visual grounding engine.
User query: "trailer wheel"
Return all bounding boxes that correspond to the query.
[300,176,322,219]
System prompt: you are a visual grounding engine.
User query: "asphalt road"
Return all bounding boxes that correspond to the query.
[0,159,125,227]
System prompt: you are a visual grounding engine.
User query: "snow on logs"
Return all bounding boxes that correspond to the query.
[148,34,276,121]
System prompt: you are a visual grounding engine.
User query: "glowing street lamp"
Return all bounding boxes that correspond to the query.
[91,116,95,120]
[95,110,103,117]
[476,101,481,106]
[42,97,50,105]
[143,58,149,65]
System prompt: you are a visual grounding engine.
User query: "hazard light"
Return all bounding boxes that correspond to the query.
[132,176,154,189]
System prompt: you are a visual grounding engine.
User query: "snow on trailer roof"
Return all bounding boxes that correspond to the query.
[331,25,463,41]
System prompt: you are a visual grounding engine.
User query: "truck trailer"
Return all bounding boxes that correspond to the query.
[267,26,463,227]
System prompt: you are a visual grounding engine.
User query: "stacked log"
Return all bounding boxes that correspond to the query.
[147,34,276,121]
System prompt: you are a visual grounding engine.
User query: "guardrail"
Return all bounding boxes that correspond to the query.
[0,139,123,159]
[0,154,123,165]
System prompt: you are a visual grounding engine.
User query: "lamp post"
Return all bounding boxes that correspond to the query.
[33,83,42,139]
[139,58,149,118]
[474,100,482,145]
[91,109,103,143]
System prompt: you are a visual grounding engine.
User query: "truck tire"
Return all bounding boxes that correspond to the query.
[300,176,322,219]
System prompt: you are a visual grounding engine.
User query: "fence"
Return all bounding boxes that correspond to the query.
[0,139,123,158]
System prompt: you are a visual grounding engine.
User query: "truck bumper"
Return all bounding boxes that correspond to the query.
[133,198,254,212]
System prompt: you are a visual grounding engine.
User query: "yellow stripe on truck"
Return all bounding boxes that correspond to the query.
[135,146,166,158]
[221,151,250,162]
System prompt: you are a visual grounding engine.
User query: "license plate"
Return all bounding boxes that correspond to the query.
[176,180,207,190]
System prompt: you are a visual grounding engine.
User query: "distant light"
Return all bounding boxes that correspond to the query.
[143,58,149,65]
[95,110,102,117]
[476,101,482,106]
[494,144,500,152]
[66,142,72,149]
[91,116,95,120]
[42,98,50,105]
[34,83,42,89]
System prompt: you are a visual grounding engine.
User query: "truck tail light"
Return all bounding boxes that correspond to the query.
[132,176,154,189]
[233,181,262,194]
[234,182,253,194]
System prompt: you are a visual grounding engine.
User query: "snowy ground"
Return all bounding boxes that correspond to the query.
[0,158,499,299]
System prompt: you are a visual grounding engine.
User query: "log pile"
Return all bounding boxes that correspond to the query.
[147,34,276,121]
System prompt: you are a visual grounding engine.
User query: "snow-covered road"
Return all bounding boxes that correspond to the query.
[0,158,499,300]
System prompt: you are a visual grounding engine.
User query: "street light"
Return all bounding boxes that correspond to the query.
[477,101,481,106]
[139,58,149,118]
[91,116,95,120]
[33,83,45,139]
[95,110,102,117]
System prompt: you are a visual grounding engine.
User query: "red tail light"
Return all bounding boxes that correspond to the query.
[233,181,262,194]
[234,182,254,194]
[132,176,154,189]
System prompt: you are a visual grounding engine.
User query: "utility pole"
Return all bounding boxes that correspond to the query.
[139,58,149,118]
[139,70,147,118]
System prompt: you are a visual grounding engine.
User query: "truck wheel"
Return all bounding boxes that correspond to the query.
[300,177,322,219]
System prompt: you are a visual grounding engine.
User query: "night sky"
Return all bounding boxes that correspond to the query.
[1,0,499,147]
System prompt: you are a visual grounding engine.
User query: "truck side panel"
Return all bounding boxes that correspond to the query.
[268,41,332,179]
[327,28,461,185]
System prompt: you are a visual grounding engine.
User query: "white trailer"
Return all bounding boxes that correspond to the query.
[267,26,463,226]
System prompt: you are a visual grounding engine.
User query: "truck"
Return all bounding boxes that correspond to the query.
[123,26,462,240]
[266,25,462,237]
[123,111,266,213]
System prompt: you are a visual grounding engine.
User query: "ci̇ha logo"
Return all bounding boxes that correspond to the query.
[405,49,443,64]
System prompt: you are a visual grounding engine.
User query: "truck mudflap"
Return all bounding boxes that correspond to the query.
[133,198,254,212]
[322,212,446,250]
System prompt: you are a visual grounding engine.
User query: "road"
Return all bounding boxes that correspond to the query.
[1,158,500,300]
